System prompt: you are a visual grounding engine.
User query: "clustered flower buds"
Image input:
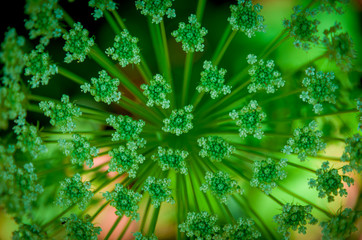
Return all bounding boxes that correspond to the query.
[143,176,174,208]
[141,74,172,109]
[152,147,189,174]
[179,211,220,239]
[88,0,116,20]
[133,232,158,240]
[61,214,102,240]
[106,114,145,141]
[135,0,176,24]
[162,105,193,136]
[197,136,235,162]
[222,217,261,239]
[12,223,47,240]
[341,133,361,173]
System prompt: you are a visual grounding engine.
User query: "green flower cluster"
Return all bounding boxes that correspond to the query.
[103,183,142,220]
[273,203,318,239]
[162,105,193,136]
[282,120,326,161]
[89,0,116,20]
[152,147,188,174]
[108,144,145,178]
[24,47,58,88]
[106,29,141,67]
[172,14,208,53]
[246,54,285,93]
[320,208,361,240]
[61,214,101,240]
[283,6,320,51]
[222,217,261,240]
[106,114,145,141]
[179,211,220,240]
[143,176,174,208]
[58,134,99,168]
[39,94,82,133]
[133,232,158,240]
[12,223,47,240]
[300,67,338,114]
[341,133,361,173]
[135,0,176,24]
[197,136,234,162]
[318,0,349,14]
[63,22,95,63]
[250,157,287,195]
[81,70,121,104]
[56,173,94,210]
[200,171,243,204]
[141,74,172,109]
[229,100,266,139]
[228,0,265,38]
[196,60,231,99]
[309,161,354,202]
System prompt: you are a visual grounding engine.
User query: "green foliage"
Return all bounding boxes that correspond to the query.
[105,29,141,67]
[162,105,193,136]
[135,0,175,24]
[56,173,94,210]
[222,217,261,240]
[24,47,58,88]
[152,147,188,174]
[197,136,235,162]
[143,176,174,208]
[228,0,265,38]
[88,0,116,20]
[320,208,361,240]
[273,203,318,239]
[250,157,287,195]
[229,100,266,139]
[12,223,48,240]
[61,214,102,240]
[200,171,243,204]
[196,61,231,99]
[300,67,338,114]
[63,22,95,63]
[282,120,326,161]
[81,70,121,104]
[103,183,142,220]
[141,74,172,109]
[172,14,208,53]
[133,232,158,240]
[309,161,354,202]
[106,114,145,141]
[246,54,284,93]
[318,0,349,14]
[179,211,220,240]
[39,94,82,133]
[341,133,361,173]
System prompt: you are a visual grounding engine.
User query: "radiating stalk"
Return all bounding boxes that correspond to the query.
[147,206,160,235]
[104,216,122,240]
[117,218,132,240]
[181,52,194,106]
[212,27,237,66]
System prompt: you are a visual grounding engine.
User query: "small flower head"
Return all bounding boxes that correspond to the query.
[171,14,208,53]
[24,47,58,88]
[89,0,116,20]
[246,54,285,93]
[283,6,320,51]
[63,22,95,63]
[222,217,261,240]
[282,120,326,161]
[341,133,361,173]
[13,112,47,159]
[228,0,265,38]
[135,0,176,24]
[162,105,193,136]
[250,158,287,195]
[81,70,121,104]
[58,134,98,168]
[197,136,235,162]
[309,161,354,202]
[141,74,172,109]
[273,203,318,239]
[300,67,338,114]
[152,147,188,174]
[229,100,266,139]
[200,171,243,204]
[106,114,145,141]
[133,232,158,240]
[61,214,102,240]
[196,60,231,99]
[56,173,94,210]
[322,22,356,71]
[318,0,349,14]
[320,208,361,240]
[39,94,82,133]
[24,0,63,45]
[143,176,174,208]
[0,28,25,80]
[103,183,142,220]
[12,223,47,240]
[108,144,145,178]
[179,211,220,239]
[105,29,141,67]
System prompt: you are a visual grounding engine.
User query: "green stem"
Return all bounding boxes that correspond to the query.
[147,206,160,235]
[261,35,289,59]
[111,10,127,29]
[105,11,121,33]
[182,52,194,106]
[140,198,152,231]
[117,218,132,240]
[212,27,236,66]
[58,5,75,27]
[90,200,110,221]
[104,216,122,240]
[42,205,74,230]
[196,0,207,21]
[259,29,287,58]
